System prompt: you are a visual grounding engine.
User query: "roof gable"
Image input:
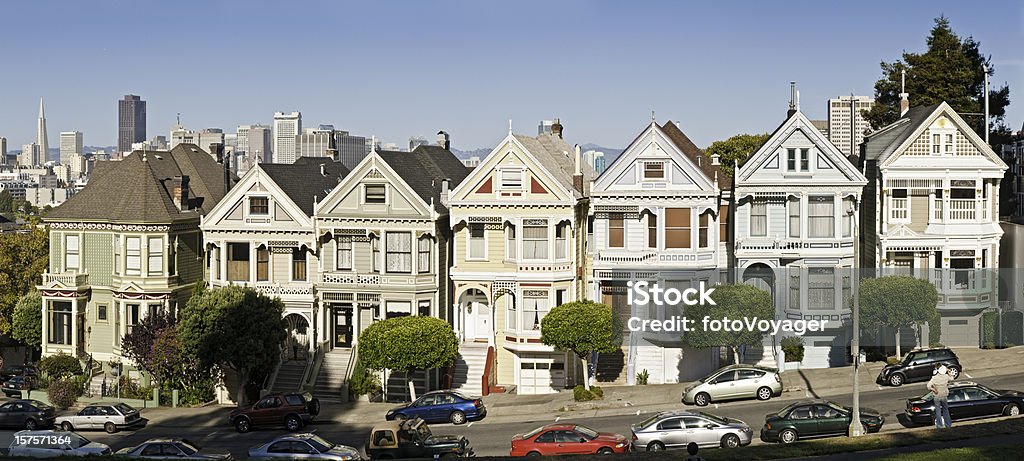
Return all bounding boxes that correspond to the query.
[594,122,720,194]
[878,103,1008,170]
[315,152,434,219]
[259,157,350,216]
[736,112,866,186]
[201,165,313,230]
[449,133,583,204]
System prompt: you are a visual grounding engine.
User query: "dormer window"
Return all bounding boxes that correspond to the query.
[499,169,524,191]
[787,148,810,172]
[931,128,956,155]
[365,184,386,204]
[249,197,269,215]
[643,162,665,179]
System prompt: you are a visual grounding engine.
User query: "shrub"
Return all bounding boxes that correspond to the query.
[590,386,604,399]
[116,376,155,400]
[636,369,649,385]
[38,352,83,379]
[929,310,943,347]
[47,378,80,410]
[781,336,805,363]
[178,379,216,406]
[348,357,380,397]
[982,311,998,349]
[572,385,604,401]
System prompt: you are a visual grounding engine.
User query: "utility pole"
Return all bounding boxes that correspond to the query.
[848,201,863,437]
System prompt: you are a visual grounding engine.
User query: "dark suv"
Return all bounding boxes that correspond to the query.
[229,392,320,433]
[876,348,961,387]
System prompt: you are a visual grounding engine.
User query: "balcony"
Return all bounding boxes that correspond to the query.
[736,238,854,253]
[253,283,314,297]
[319,272,435,287]
[41,272,89,288]
[948,199,976,220]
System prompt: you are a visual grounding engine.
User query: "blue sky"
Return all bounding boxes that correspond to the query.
[1,0,1022,151]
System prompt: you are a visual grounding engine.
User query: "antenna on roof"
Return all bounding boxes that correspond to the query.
[508,119,513,135]
[651,110,656,124]
[176,113,181,125]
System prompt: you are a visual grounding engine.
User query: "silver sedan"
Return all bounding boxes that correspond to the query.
[630,411,753,451]
[248,433,362,460]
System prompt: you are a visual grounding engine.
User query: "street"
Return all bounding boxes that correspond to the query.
[1,372,1021,459]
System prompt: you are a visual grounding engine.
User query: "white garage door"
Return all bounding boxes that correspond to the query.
[519,357,565,395]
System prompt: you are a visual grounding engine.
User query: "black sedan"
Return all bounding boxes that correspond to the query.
[905,381,1024,425]
[0,365,38,381]
[2,376,34,398]
[760,401,884,444]
[0,400,56,430]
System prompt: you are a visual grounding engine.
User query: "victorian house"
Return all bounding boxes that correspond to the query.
[448,122,595,394]
[589,120,728,385]
[860,101,1006,347]
[734,107,866,368]
[39,145,230,365]
[313,140,468,399]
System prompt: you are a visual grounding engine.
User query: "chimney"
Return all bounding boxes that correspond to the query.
[787,82,797,118]
[210,143,224,164]
[440,178,451,207]
[572,144,584,193]
[170,175,190,210]
[899,69,910,117]
[437,130,450,150]
[551,118,563,139]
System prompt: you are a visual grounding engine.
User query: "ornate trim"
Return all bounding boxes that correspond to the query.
[113,291,169,301]
[41,289,90,298]
[468,216,501,223]
[50,222,172,232]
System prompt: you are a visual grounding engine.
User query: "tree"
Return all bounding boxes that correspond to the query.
[703,133,771,178]
[178,285,286,407]
[120,309,176,379]
[864,16,1011,137]
[859,276,939,358]
[358,316,458,401]
[149,326,208,394]
[540,300,622,391]
[0,190,13,213]
[0,227,49,334]
[12,291,42,348]
[683,284,774,365]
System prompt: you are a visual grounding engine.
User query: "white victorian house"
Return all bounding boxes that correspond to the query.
[734,109,866,368]
[589,120,727,385]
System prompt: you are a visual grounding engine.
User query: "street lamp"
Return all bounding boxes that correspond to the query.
[848,201,863,437]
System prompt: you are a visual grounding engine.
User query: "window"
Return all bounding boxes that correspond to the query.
[371,236,380,272]
[386,232,412,273]
[932,133,941,154]
[643,162,664,179]
[417,236,431,273]
[97,304,107,322]
[891,189,909,220]
[507,296,518,330]
[555,223,568,259]
[648,213,657,248]
[227,243,250,282]
[750,202,767,237]
[292,248,307,281]
[524,295,550,330]
[719,205,729,243]
[657,418,683,431]
[523,224,549,259]
[48,301,72,345]
[65,234,80,270]
[114,303,121,345]
[335,237,352,271]
[249,196,269,215]
[499,169,524,190]
[418,300,431,316]
[842,197,854,238]
[365,184,385,204]
[842,273,851,309]
[114,236,121,273]
[789,270,801,310]
[468,224,485,259]
[506,224,517,260]
[126,237,141,275]
[126,303,140,335]
[148,237,163,275]
[808,196,835,238]
[786,148,810,172]
[608,213,624,248]
[807,267,835,310]
[665,208,691,248]
[698,212,710,248]
[788,198,800,238]
[945,133,954,154]
[787,148,797,171]
[801,148,809,171]
[168,237,177,275]
[256,246,270,281]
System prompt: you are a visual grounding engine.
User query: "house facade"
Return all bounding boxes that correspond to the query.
[734,110,867,368]
[588,120,727,385]
[860,102,1007,347]
[448,125,594,394]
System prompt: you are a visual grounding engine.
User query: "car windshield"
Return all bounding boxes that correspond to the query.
[776,404,799,418]
[69,433,90,448]
[826,401,847,412]
[573,425,599,440]
[522,426,546,439]
[307,435,335,452]
[638,415,661,429]
[29,401,52,411]
[114,403,135,415]
[177,441,199,455]
[698,412,729,425]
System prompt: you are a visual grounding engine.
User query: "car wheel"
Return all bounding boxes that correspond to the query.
[721,433,741,448]
[948,367,960,379]
[888,374,904,387]
[597,447,614,455]
[24,418,37,430]
[779,428,798,444]
[1004,404,1020,416]
[646,441,665,452]
[527,451,542,457]
[285,415,302,431]
[756,386,773,401]
[449,411,466,425]
[60,421,73,431]
[694,392,711,407]
[234,417,252,433]
[104,422,118,433]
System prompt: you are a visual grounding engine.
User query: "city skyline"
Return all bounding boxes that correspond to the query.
[0,1,1021,152]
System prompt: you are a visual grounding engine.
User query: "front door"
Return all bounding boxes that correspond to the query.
[474,303,492,341]
[333,306,353,348]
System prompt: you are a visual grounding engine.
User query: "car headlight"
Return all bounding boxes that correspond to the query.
[615,443,626,448]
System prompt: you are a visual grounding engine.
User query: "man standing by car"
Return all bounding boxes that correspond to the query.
[927,365,953,429]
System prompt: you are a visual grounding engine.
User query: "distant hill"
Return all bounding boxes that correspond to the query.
[452,143,624,165]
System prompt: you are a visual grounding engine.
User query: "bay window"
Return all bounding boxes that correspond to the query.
[698,212,710,248]
[523,294,550,330]
[807,267,835,310]
[227,242,250,282]
[788,198,801,238]
[608,213,624,248]
[468,224,485,259]
[256,246,270,281]
[292,248,307,281]
[665,208,691,248]
[386,232,412,273]
[555,223,568,259]
[148,237,163,275]
[47,301,72,345]
[65,234,80,271]
[126,237,142,275]
[648,213,657,248]
[808,196,835,238]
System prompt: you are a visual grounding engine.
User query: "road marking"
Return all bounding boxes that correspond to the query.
[963,373,973,378]
[554,416,561,422]
[467,422,474,428]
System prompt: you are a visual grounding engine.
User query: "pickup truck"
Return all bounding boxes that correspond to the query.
[366,417,472,459]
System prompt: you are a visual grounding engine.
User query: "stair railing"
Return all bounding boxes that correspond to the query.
[302,340,329,392]
[481,346,495,396]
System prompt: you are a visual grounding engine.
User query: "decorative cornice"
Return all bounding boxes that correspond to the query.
[50,222,172,232]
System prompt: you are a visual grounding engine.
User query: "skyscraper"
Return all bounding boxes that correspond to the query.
[273,111,301,164]
[247,125,273,165]
[20,143,41,166]
[827,95,874,157]
[118,94,147,155]
[37,98,49,163]
[235,125,251,156]
[0,137,7,165]
[60,131,83,165]
[335,131,367,170]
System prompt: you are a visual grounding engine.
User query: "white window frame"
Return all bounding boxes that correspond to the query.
[555,222,569,260]
[467,224,487,260]
[522,223,549,260]
[248,196,270,215]
[498,168,524,191]
[749,202,767,237]
[889,189,909,222]
[385,232,413,274]
[65,234,80,271]
[642,161,665,180]
[364,184,386,204]
[506,224,517,261]
[125,237,142,276]
[417,235,431,274]
[336,236,353,270]
[291,248,307,281]
[807,195,835,239]
[147,237,163,275]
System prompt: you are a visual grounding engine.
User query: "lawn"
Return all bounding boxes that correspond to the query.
[876,446,1014,461]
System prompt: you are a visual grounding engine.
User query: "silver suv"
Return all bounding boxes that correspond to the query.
[681,365,782,406]
[631,411,752,451]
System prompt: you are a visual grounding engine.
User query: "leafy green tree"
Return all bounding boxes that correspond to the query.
[859,276,939,358]
[0,190,13,213]
[178,285,286,406]
[703,133,771,178]
[540,300,622,391]
[0,227,49,334]
[120,309,176,379]
[358,316,458,400]
[683,284,774,365]
[864,16,1011,137]
[12,291,42,348]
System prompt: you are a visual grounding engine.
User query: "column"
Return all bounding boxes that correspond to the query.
[41,299,49,355]
[70,298,78,353]
[220,240,228,284]
[975,179,983,221]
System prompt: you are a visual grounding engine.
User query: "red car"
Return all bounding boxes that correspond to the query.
[510,423,629,456]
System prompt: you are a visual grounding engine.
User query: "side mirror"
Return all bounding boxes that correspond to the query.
[704,424,715,430]
[579,438,587,443]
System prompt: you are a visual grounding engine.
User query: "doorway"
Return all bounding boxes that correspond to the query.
[333,305,354,348]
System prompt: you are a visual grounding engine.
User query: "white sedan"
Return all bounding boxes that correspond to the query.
[7,430,112,458]
[56,402,145,433]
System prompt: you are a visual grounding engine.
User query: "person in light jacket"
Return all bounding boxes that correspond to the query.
[927,365,953,429]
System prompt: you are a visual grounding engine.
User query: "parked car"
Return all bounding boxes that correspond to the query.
[0,400,56,430]
[681,365,782,406]
[7,430,112,458]
[229,392,320,433]
[57,402,145,433]
[510,423,629,456]
[0,365,38,381]
[366,417,472,460]
[876,347,961,387]
[760,401,884,444]
[905,381,1024,425]
[385,390,487,424]
[2,375,35,398]
[249,433,361,460]
[630,410,752,451]
[118,438,231,460]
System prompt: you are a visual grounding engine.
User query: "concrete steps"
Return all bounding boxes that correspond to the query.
[451,343,489,395]
[272,359,308,393]
[313,348,354,401]
[595,349,628,385]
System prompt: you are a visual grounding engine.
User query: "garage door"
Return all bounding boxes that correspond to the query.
[519,358,565,395]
